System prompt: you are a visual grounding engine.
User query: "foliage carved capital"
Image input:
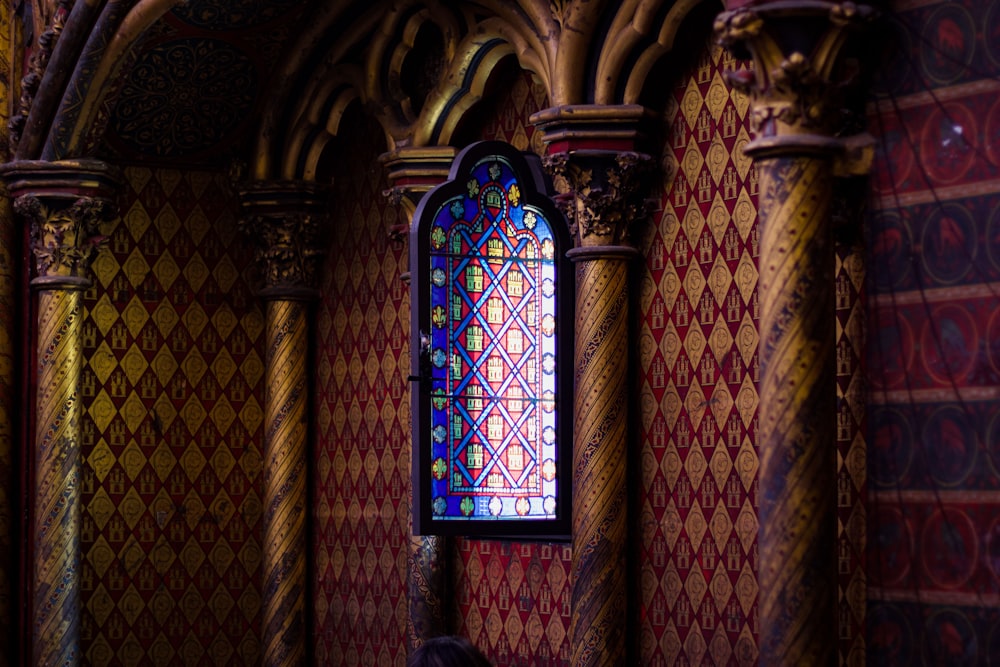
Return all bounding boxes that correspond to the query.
[15,195,114,286]
[239,181,331,299]
[243,212,326,298]
[543,150,654,247]
[714,1,876,153]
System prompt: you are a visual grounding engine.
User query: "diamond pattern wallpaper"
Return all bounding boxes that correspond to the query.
[80,167,265,665]
[312,107,411,666]
[635,41,762,667]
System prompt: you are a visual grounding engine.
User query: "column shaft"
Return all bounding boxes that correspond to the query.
[3,159,121,667]
[262,299,310,666]
[714,4,875,660]
[407,534,450,645]
[756,155,836,664]
[568,250,631,666]
[533,108,653,665]
[33,287,84,667]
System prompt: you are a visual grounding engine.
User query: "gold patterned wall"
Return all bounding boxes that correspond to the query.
[79,167,265,665]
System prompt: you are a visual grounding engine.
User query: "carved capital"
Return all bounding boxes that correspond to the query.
[380,147,456,242]
[239,182,329,299]
[2,159,122,288]
[714,1,876,154]
[16,196,113,286]
[543,150,654,247]
[249,213,325,296]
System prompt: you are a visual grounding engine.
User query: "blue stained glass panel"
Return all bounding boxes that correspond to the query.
[426,156,560,522]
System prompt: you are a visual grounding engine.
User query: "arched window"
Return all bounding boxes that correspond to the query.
[410,141,572,537]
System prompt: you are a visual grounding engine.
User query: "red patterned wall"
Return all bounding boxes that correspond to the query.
[636,41,761,667]
[312,107,412,666]
[311,71,571,666]
[80,168,265,665]
[866,0,1000,662]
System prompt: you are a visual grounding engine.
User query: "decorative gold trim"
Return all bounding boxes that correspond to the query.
[9,0,71,153]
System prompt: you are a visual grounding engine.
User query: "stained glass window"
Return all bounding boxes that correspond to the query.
[411,141,571,537]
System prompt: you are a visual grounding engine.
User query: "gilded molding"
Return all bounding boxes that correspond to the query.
[9,0,72,152]
[15,195,111,286]
[543,150,653,247]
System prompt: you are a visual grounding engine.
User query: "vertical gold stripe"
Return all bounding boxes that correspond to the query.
[262,299,309,667]
[33,289,83,667]
[756,156,837,665]
[570,256,629,667]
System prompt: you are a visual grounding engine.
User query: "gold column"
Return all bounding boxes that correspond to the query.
[2,160,120,667]
[241,183,328,667]
[381,146,456,650]
[715,3,873,664]
[534,106,652,667]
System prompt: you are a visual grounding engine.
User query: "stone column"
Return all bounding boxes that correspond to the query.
[241,182,328,667]
[381,146,456,650]
[715,3,873,664]
[2,159,121,667]
[533,105,652,667]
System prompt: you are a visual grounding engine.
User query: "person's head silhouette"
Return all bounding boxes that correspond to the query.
[407,635,492,667]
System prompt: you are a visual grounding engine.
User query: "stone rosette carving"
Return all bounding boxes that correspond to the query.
[543,150,654,247]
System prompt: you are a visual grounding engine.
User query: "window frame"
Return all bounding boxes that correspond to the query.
[409,141,573,539]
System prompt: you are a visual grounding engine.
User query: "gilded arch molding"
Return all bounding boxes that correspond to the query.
[14,0,719,173]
